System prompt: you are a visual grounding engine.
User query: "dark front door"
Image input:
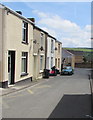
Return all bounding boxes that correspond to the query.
[8,51,15,85]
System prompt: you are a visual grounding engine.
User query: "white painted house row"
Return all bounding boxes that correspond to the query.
[0,3,62,88]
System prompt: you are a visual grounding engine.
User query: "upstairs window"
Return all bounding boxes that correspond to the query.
[40,33,44,47]
[51,39,54,53]
[58,43,60,53]
[22,21,28,44]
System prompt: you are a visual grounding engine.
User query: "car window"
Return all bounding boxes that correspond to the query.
[63,66,72,69]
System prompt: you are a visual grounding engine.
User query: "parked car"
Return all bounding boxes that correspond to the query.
[60,66,74,75]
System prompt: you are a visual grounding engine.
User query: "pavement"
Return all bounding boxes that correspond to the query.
[0,77,46,96]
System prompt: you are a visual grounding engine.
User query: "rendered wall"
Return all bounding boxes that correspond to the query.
[2,9,34,83]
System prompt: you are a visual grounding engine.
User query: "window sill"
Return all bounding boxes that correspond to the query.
[40,70,43,73]
[21,73,28,77]
[22,41,28,45]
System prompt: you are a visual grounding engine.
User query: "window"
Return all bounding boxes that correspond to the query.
[58,58,60,68]
[55,58,57,68]
[22,21,28,44]
[58,43,60,53]
[51,39,54,53]
[40,56,43,71]
[51,57,53,68]
[40,33,43,47]
[21,52,28,75]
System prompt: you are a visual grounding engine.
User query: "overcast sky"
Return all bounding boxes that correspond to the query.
[2,2,91,48]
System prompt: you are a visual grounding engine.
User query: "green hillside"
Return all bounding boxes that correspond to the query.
[64,48,93,52]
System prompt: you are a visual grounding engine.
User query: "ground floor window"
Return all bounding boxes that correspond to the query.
[58,58,60,68]
[55,58,57,68]
[40,55,43,71]
[51,57,53,68]
[21,52,28,74]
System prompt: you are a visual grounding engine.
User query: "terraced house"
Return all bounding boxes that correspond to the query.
[33,25,47,80]
[0,4,62,88]
[46,35,56,70]
[55,40,62,72]
[0,4,34,88]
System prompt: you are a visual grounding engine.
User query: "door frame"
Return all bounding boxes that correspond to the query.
[8,51,15,85]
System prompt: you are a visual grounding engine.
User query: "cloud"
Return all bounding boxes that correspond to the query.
[33,10,91,47]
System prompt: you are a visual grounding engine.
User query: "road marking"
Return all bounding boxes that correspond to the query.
[36,85,51,89]
[27,89,34,94]
[7,94,25,98]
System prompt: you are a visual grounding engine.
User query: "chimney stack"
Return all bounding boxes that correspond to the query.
[16,11,22,15]
[28,18,35,23]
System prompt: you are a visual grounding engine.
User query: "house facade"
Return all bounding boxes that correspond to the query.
[55,41,62,71]
[67,50,84,64]
[0,5,34,88]
[62,49,75,69]
[33,26,47,80]
[46,35,56,70]
[0,4,62,88]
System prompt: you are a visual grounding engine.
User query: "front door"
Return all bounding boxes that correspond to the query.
[8,54,11,84]
[33,56,37,79]
[8,51,15,85]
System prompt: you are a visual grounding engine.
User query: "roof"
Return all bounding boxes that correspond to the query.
[62,49,74,58]
[0,3,34,26]
[67,50,84,56]
[0,3,62,44]
[55,40,62,44]
[48,34,56,40]
[34,25,48,34]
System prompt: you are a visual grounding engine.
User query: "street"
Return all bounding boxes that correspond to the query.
[2,68,91,118]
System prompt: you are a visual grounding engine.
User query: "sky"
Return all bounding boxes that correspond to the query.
[2,2,91,48]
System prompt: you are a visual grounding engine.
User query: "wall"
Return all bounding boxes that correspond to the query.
[55,41,62,71]
[46,36,55,70]
[2,9,34,83]
[75,56,84,63]
[0,8,3,82]
[33,28,45,79]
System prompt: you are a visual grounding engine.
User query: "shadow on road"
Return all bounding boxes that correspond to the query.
[48,94,92,118]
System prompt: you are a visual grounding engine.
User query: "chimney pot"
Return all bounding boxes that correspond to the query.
[28,18,35,23]
[16,11,22,15]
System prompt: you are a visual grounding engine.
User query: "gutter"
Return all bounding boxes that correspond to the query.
[0,3,34,26]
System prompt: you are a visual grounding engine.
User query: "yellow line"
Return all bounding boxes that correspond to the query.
[27,89,34,94]
[6,94,26,98]
[36,85,51,89]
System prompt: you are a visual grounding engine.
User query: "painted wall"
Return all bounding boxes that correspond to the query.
[1,8,34,83]
[55,41,62,71]
[46,36,55,70]
[33,28,45,79]
[0,8,3,82]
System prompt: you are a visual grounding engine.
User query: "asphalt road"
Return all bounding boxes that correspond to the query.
[2,68,92,118]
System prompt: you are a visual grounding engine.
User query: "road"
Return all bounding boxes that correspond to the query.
[2,68,92,118]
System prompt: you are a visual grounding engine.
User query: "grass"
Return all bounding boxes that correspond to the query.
[64,48,93,52]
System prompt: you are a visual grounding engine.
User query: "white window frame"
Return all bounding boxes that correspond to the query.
[21,52,28,74]
[22,21,28,43]
[40,33,44,47]
[51,39,54,53]
[40,55,43,72]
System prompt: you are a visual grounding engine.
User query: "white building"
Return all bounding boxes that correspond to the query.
[46,35,56,70]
